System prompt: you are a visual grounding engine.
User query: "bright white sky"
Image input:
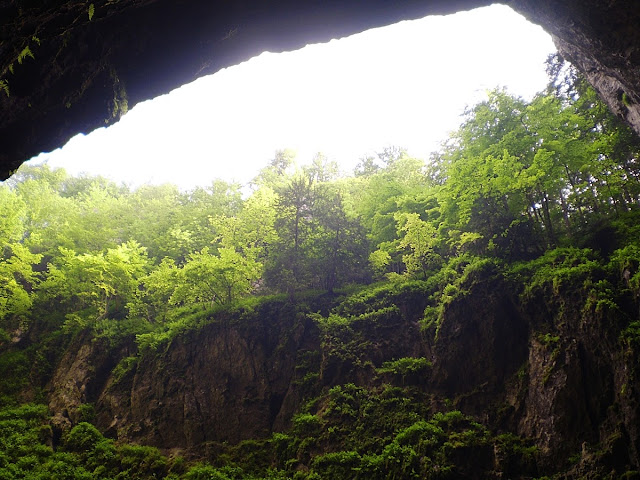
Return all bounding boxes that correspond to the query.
[27,4,555,190]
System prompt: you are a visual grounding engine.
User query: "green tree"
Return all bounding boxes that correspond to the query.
[311,185,369,291]
[0,243,42,335]
[12,170,78,256]
[180,180,243,254]
[125,184,186,262]
[353,152,429,250]
[253,149,297,188]
[129,258,180,323]
[172,247,262,307]
[265,174,315,292]
[210,185,278,260]
[433,87,608,257]
[396,212,440,279]
[64,182,131,254]
[305,152,339,183]
[38,241,149,322]
[354,155,381,177]
[0,186,26,244]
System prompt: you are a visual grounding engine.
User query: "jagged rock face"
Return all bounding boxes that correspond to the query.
[96,302,320,449]
[510,0,640,148]
[48,332,136,430]
[45,274,640,472]
[1,0,640,180]
[93,296,431,451]
[430,275,528,400]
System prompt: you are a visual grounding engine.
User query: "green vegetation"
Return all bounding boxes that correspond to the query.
[0,404,186,479]
[1,55,640,477]
[0,391,539,479]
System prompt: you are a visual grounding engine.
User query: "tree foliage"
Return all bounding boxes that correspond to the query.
[172,247,262,307]
[0,55,637,328]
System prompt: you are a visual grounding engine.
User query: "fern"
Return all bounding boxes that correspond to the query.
[88,3,95,21]
[0,79,9,97]
[17,46,34,64]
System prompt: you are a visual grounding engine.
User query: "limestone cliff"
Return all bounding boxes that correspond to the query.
[43,268,640,475]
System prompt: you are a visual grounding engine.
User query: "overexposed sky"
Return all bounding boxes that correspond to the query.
[27,4,555,190]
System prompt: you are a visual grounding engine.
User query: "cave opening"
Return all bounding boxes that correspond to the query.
[21,4,554,190]
[3,2,640,477]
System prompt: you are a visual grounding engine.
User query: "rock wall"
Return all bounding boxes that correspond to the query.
[46,273,640,472]
[95,302,319,449]
[510,0,640,151]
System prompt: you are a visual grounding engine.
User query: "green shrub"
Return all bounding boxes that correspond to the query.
[510,247,602,297]
[311,451,362,478]
[184,464,239,480]
[537,333,560,346]
[334,280,430,317]
[609,244,640,296]
[74,403,96,424]
[0,351,30,398]
[377,357,431,379]
[292,413,323,436]
[112,356,138,383]
[36,452,93,479]
[64,422,104,453]
[117,444,169,479]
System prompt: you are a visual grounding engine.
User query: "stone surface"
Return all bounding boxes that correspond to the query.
[42,273,640,472]
[95,302,319,449]
[2,0,640,180]
[510,0,640,150]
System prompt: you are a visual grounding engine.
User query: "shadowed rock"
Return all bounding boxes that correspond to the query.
[1,0,639,178]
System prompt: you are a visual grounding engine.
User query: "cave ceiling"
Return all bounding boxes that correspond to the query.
[1,0,640,180]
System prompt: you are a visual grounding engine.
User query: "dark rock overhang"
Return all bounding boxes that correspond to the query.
[1,0,639,179]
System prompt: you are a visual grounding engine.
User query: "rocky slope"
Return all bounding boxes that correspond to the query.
[40,263,640,476]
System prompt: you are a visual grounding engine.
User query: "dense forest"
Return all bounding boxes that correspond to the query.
[2,56,640,478]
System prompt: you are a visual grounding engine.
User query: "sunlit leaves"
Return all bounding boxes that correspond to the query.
[369,249,391,279]
[0,244,42,331]
[210,185,278,258]
[396,213,440,279]
[38,242,149,322]
[129,258,179,322]
[172,247,262,307]
[432,80,640,258]
[0,187,26,244]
